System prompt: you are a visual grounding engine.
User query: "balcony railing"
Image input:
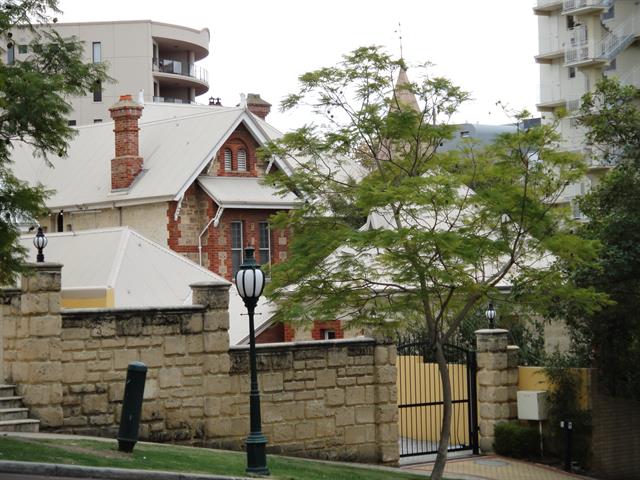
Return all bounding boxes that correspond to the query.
[153,96,197,105]
[562,0,612,13]
[565,17,640,66]
[152,58,209,84]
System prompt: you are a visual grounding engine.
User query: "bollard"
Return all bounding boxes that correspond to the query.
[117,361,147,453]
[561,420,573,472]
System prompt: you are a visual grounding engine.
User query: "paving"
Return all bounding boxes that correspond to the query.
[403,455,598,480]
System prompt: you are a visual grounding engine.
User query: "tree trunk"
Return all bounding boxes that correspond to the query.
[430,340,452,480]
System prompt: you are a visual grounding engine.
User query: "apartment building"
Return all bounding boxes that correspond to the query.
[534,0,640,216]
[8,20,210,125]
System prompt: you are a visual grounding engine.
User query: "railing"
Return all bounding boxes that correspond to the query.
[565,16,640,66]
[152,58,209,84]
[562,0,612,13]
[600,16,640,60]
[152,96,197,105]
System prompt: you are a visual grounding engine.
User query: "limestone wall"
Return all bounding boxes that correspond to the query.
[208,339,398,464]
[1,265,399,465]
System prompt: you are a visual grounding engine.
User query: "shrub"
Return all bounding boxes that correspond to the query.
[494,422,541,459]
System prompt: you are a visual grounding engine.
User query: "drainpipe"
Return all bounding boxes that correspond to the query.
[198,206,224,266]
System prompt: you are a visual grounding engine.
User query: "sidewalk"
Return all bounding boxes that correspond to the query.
[403,455,598,480]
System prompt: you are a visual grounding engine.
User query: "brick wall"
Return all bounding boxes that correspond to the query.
[167,184,290,282]
[213,123,261,177]
[591,378,640,480]
[1,265,399,465]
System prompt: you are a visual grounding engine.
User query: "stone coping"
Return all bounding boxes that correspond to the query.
[230,336,377,352]
[62,304,205,317]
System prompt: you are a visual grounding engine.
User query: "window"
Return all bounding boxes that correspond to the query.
[7,43,14,65]
[603,5,614,20]
[68,120,77,126]
[92,42,101,63]
[567,15,575,29]
[258,222,270,266]
[321,329,336,340]
[93,80,102,102]
[460,130,471,138]
[231,221,243,277]
[56,212,63,232]
[224,149,232,171]
[237,149,247,171]
[568,67,576,78]
[93,119,102,123]
[17,44,27,54]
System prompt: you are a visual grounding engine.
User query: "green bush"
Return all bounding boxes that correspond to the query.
[494,422,541,459]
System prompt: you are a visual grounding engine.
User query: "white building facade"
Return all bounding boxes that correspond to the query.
[8,20,210,125]
[534,0,640,215]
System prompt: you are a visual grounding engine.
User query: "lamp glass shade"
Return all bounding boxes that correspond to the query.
[235,266,265,300]
[33,228,48,250]
[485,304,496,320]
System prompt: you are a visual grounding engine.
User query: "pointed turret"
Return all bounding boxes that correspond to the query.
[392,67,420,112]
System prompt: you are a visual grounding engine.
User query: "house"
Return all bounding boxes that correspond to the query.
[9,20,211,125]
[533,0,639,214]
[18,226,273,345]
[12,94,302,341]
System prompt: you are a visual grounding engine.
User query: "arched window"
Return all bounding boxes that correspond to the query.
[224,149,232,171]
[237,149,247,171]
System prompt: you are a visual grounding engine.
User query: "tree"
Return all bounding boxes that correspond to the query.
[564,77,640,399]
[262,47,604,477]
[0,0,108,284]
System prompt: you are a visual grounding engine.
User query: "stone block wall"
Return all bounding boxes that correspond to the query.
[209,339,398,464]
[3,263,64,427]
[1,265,399,465]
[475,329,519,453]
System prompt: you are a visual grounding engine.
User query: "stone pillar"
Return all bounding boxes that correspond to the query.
[475,328,519,453]
[15,263,64,427]
[373,341,399,465]
[190,281,233,437]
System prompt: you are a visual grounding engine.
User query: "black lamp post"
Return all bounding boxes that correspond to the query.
[235,247,269,476]
[33,227,47,263]
[485,302,496,329]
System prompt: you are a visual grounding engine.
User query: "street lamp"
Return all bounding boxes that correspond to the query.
[235,247,269,476]
[485,302,496,329]
[33,227,47,263]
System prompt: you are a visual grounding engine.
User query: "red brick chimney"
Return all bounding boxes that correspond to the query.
[246,93,271,120]
[109,94,144,190]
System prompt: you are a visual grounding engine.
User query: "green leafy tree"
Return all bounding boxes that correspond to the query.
[0,0,109,283]
[263,46,604,477]
[567,78,640,399]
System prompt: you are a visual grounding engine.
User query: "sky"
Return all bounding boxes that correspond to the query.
[56,0,540,132]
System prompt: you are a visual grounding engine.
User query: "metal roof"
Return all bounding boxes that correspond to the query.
[198,176,299,209]
[11,103,289,211]
[18,226,274,345]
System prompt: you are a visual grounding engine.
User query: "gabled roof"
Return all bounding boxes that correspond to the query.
[11,103,289,211]
[18,226,274,344]
[198,176,299,209]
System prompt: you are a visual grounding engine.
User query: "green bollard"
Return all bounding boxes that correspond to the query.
[117,361,147,453]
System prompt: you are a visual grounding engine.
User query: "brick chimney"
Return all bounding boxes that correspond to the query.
[109,94,144,190]
[246,93,271,120]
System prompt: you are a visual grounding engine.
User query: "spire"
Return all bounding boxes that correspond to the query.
[392,67,420,113]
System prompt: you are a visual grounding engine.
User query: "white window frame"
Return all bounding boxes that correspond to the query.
[92,42,101,63]
[237,149,247,171]
[231,221,244,277]
[224,149,232,171]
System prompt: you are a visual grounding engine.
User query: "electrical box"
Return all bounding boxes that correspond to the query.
[517,390,548,421]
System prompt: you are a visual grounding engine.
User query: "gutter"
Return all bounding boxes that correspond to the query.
[197,206,224,266]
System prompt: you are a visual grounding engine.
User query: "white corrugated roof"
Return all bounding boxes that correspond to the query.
[11,103,290,211]
[198,176,299,209]
[18,226,274,344]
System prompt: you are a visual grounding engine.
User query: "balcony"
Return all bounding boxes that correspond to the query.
[537,82,567,112]
[152,58,209,95]
[562,0,612,16]
[535,36,564,64]
[533,0,562,15]
[153,96,197,105]
[564,18,640,68]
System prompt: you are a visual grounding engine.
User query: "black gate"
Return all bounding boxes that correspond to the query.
[397,335,479,457]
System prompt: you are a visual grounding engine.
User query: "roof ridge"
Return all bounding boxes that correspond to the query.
[139,106,244,127]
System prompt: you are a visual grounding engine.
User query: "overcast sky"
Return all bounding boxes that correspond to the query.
[57,0,540,132]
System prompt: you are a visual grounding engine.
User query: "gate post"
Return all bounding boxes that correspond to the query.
[475,329,519,453]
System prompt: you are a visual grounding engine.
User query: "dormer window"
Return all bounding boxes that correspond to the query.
[224,149,232,171]
[237,149,247,171]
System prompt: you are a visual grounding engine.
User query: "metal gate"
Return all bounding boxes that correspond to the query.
[397,335,479,457]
